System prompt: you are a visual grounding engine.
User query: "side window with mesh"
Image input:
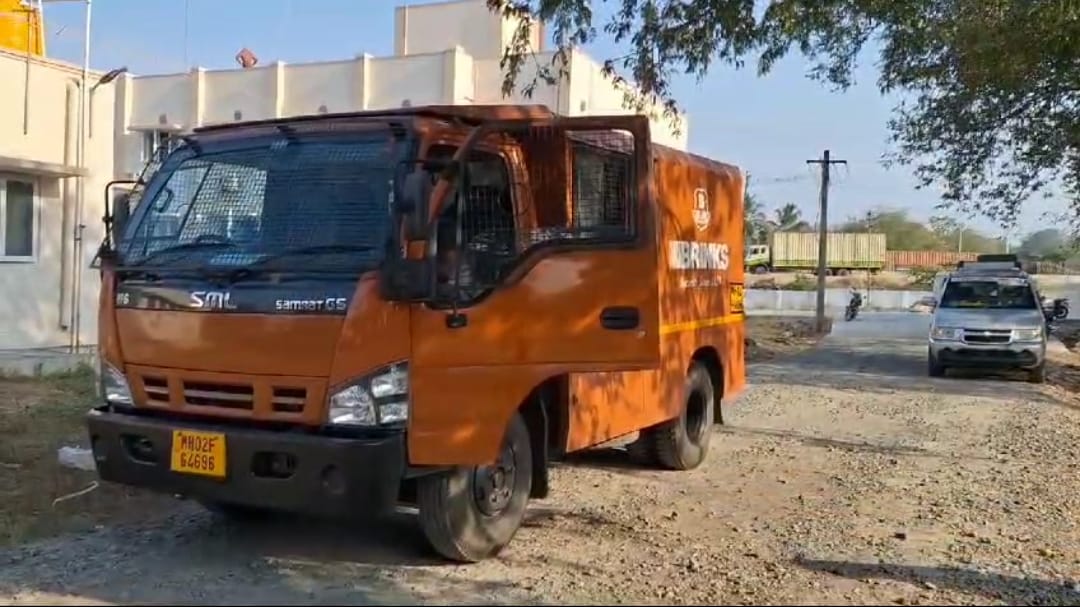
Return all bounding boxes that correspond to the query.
[571,141,632,233]
[431,145,517,300]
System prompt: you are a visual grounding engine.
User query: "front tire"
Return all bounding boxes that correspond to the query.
[417,412,533,563]
[928,350,946,377]
[1027,361,1046,384]
[653,361,715,471]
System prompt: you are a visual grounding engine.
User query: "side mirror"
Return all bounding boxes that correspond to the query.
[378,257,433,302]
[396,170,431,241]
[112,192,132,239]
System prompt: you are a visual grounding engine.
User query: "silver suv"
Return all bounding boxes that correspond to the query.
[927,261,1047,383]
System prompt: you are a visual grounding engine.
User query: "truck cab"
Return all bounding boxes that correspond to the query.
[744,244,770,274]
[927,259,1047,383]
[87,105,746,562]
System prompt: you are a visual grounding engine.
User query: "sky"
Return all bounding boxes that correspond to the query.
[37,0,1058,242]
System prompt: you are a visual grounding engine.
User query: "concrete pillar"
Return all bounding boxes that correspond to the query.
[273,61,286,118]
[189,67,206,128]
[355,53,372,110]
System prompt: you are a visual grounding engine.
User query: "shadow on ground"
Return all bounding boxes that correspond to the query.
[797,558,1080,605]
[0,504,565,605]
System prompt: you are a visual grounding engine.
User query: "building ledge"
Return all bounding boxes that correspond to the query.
[0,154,87,178]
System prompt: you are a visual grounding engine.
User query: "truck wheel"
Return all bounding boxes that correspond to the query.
[417,412,533,563]
[753,265,768,274]
[626,432,657,465]
[1027,362,1046,384]
[927,350,946,377]
[654,361,715,471]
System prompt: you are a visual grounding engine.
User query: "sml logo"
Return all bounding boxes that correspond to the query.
[692,187,711,231]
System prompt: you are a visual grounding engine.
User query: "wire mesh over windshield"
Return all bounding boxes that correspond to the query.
[120,136,397,272]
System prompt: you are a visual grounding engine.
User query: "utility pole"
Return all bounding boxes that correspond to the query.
[806,149,847,333]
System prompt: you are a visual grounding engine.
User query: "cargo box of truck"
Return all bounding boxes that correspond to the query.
[745,231,886,275]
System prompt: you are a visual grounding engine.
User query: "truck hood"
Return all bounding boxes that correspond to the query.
[933,307,1044,330]
[114,280,355,376]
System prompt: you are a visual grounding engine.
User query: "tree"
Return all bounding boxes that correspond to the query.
[744,187,769,244]
[773,203,810,231]
[840,208,1002,252]
[1017,228,1069,259]
[488,0,1080,232]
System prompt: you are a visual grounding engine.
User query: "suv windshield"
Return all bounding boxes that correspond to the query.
[118,134,402,273]
[939,278,1038,310]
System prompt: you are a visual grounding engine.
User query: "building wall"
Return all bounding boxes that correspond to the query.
[115,0,688,179]
[0,49,115,350]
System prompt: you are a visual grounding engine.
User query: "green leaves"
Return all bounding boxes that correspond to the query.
[489,0,1080,232]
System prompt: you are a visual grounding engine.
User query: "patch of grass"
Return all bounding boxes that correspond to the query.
[745,316,829,362]
[0,368,173,547]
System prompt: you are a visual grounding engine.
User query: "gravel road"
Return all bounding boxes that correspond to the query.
[2,313,1079,605]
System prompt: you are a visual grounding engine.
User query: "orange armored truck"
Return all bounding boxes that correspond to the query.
[88,105,747,562]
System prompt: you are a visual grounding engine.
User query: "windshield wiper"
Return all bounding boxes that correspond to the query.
[124,240,238,266]
[252,244,376,266]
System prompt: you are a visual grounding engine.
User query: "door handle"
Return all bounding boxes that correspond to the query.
[600,306,640,330]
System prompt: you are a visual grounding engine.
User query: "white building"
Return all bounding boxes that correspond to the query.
[1,0,690,356]
[112,0,689,179]
[0,47,116,354]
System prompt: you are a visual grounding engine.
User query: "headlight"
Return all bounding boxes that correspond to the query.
[930,326,960,340]
[328,362,409,427]
[1013,327,1043,342]
[100,361,133,406]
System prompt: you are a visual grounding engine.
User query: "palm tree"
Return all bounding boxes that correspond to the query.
[744,190,769,243]
[773,203,813,231]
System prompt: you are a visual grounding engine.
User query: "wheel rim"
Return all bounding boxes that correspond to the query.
[472,441,518,516]
[685,389,708,444]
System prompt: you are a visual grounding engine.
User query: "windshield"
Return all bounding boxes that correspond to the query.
[939,278,1038,310]
[118,134,403,273]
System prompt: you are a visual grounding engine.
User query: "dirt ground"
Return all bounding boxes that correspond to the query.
[1,316,1079,606]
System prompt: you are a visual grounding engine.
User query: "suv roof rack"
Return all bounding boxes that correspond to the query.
[956,259,1023,271]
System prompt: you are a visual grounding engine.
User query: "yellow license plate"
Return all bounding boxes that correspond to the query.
[730,283,745,313]
[170,429,227,479]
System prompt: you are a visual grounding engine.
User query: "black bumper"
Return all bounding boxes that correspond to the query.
[936,347,1040,369]
[86,407,405,518]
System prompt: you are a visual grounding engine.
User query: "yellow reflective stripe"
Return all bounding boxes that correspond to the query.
[659,313,744,336]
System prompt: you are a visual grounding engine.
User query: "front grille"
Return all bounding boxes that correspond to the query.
[142,375,169,406]
[271,386,306,413]
[130,367,321,423]
[961,328,1011,345]
[183,380,254,410]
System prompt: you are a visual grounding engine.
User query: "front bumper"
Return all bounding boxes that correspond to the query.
[86,407,405,518]
[929,340,1044,369]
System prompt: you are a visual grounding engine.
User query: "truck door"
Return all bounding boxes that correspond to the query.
[407,116,661,465]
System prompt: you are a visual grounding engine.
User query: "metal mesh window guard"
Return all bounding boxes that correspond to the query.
[121,136,398,272]
[433,126,637,300]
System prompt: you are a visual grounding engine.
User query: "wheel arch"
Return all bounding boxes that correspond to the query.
[690,346,725,424]
[516,374,570,499]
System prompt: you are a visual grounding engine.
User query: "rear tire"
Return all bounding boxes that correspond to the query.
[1027,362,1046,384]
[654,361,715,471]
[417,412,533,563]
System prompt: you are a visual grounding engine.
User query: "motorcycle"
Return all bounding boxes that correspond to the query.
[845,290,863,321]
[1053,297,1069,320]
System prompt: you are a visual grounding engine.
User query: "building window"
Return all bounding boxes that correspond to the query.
[1,177,37,261]
[142,130,181,164]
